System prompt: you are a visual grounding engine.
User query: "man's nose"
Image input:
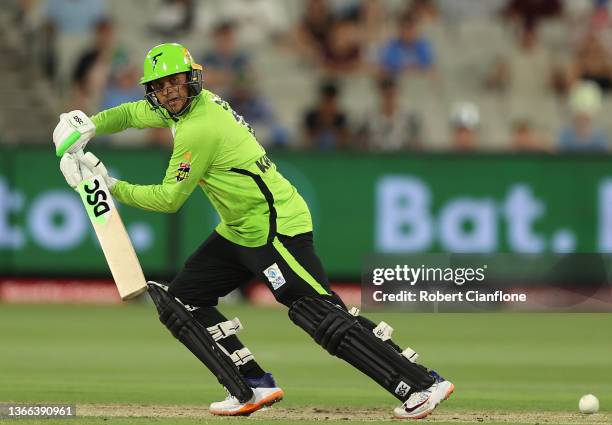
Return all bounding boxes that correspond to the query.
[162,83,177,94]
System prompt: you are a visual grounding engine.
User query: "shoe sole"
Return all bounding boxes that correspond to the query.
[209,389,284,416]
[394,382,455,420]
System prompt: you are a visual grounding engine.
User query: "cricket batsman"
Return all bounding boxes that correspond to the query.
[53,43,453,419]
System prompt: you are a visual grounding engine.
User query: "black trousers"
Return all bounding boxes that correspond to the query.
[168,231,344,309]
[164,231,424,387]
[166,231,344,378]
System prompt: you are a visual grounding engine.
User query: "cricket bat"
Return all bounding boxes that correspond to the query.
[75,156,148,301]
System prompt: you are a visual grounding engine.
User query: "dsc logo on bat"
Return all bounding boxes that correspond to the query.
[83,178,110,218]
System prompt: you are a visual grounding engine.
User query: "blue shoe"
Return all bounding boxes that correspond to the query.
[245,372,278,388]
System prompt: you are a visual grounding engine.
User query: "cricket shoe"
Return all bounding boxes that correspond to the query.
[393,371,454,419]
[208,372,284,416]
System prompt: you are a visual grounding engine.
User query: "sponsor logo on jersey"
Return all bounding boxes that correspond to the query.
[176,162,191,181]
[263,263,286,290]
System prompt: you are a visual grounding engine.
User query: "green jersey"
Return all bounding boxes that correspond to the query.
[91,90,312,247]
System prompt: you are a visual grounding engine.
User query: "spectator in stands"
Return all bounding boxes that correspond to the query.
[359,77,421,151]
[69,19,120,114]
[302,80,350,150]
[149,0,195,37]
[557,81,608,152]
[449,101,479,151]
[293,0,335,64]
[44,0,108,88]
[228,76,290,149]
[485,20,557,120]
[200,20,252,97]
[320,16,363,75]
[377,12,435,78]
[14,0,55,81]
[101,64,142,110]
[485,21,551,94]
[569,28,612,94]
[509,119,550,152]
[501,0,562,97]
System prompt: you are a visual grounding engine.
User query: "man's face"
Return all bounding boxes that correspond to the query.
[214,27,236,56]
[452,126,477,151]
[399,20,418,43]
[150,73,190,115]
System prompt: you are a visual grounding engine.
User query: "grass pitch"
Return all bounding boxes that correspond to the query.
[0,302,610,424]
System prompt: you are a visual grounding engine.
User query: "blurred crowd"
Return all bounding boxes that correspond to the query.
[5,0,612,153]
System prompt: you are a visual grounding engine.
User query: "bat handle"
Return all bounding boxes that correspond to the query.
[73,149,93,179]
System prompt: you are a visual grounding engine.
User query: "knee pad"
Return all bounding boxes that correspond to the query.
[147,281,253,402]
[289,297,434,402]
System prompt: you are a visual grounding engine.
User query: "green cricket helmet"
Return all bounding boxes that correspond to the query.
[141,43,203,119]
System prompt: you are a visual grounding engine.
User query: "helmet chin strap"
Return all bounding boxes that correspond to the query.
[163,93,197,120]
[163,98,188,119]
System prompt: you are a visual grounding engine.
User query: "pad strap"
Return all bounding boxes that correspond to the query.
[373,321,393,341]
[207,318,243,341]
[402,347,419,363]
[230,348,255,366]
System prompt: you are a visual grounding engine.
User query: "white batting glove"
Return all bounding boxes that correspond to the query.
[59,153,85,190]
[79,151,117,190]
[53,110,96,157]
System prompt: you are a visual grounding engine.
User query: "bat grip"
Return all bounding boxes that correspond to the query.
[73,149,92,179]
